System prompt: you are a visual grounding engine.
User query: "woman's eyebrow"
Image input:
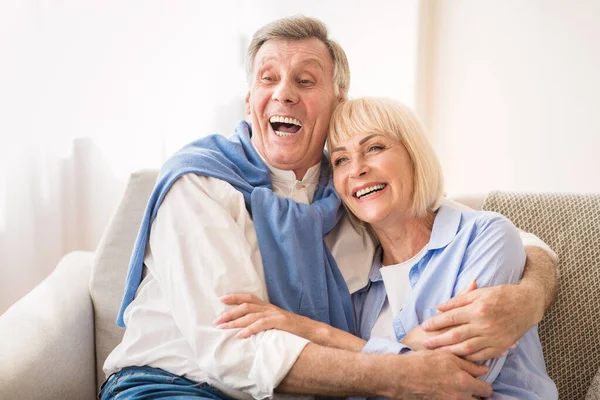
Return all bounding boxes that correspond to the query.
[358,134,384,145]
[331,134,385,153]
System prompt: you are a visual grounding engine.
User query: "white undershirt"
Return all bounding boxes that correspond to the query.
[370,246,428,340]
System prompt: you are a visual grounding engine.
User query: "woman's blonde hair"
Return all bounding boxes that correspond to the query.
[328,97,444,218]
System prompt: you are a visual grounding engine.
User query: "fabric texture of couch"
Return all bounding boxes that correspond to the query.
[481,191,600,400]
[1,170,599,399]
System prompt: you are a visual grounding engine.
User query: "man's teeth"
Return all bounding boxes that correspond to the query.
[355,184,386,199]
[275,131,293,137]
[269,115,302,127]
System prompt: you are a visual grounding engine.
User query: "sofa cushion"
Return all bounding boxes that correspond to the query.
[483,192,600,399]
[588,367,600,400]
[89,170,158,391]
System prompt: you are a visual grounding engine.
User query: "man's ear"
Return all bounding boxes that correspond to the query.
[245,92,251,115]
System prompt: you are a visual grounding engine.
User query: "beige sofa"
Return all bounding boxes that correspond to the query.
[1,170,599,399]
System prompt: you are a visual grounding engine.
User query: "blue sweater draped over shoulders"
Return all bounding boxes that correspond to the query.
[116,121,353,332]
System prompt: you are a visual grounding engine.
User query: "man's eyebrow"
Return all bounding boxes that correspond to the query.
[258,56,277,68]
[300,58,324,71]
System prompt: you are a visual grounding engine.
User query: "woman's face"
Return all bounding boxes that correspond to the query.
[330,132,414,228]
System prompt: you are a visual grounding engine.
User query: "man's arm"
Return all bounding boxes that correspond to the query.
[420,244,557,361]
[147,175,310,399]
[277,343,493,399]
[520,245,558,312]
[154,177,490,399]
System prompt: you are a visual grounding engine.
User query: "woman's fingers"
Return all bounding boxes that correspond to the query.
[213,302,263,325]
[236,317,278,338]
[220,293,264,305]
[217,312,264,330]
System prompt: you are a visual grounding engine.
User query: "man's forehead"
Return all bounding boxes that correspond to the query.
[254,39,331,70]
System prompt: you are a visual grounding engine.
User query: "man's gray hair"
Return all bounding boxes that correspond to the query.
[247,15,350,97]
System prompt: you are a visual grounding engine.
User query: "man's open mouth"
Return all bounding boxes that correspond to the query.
[269,116,302,137]
[353,184,387,199]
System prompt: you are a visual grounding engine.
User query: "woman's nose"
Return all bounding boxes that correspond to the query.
[350,158,369,178]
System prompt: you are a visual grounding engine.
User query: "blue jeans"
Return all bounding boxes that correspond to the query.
[99,366,237,399]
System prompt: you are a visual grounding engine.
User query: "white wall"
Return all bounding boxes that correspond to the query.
[0,0,421,313]
[423,0,600,195]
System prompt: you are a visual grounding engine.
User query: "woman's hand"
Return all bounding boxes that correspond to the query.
[215,293,308,339]
[402,325,448,351]
[215,293,367,352]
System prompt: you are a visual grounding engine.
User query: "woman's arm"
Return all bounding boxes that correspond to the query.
[424,212,527,382]
[215,293,367,352]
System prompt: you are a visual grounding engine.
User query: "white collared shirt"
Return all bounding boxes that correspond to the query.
[103,161,376,400]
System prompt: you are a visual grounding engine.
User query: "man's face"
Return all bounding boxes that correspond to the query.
[245,38,341,179]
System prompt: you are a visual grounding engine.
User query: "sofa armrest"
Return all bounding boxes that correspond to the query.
[0,251,97,400]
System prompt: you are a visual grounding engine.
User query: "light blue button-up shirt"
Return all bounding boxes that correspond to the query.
[351,204,557,399]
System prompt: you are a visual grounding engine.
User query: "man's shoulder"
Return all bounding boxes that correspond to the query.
[167,173,246,207]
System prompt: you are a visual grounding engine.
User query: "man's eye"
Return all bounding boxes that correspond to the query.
[262,76,273,81]
[299,79,313,85]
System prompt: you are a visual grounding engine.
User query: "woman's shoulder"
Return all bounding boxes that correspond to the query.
[455,207,517,233]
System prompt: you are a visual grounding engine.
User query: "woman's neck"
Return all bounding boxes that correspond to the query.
[372,212,435,266]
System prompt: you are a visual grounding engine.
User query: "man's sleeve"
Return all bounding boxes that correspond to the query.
[146,174,309,399]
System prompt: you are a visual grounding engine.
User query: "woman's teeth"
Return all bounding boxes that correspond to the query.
[355,184,386,199]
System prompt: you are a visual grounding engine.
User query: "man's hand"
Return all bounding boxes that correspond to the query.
[386,350,493,399]
[420,283,540,362]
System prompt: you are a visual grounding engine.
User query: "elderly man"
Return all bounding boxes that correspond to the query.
[101,16,557,400]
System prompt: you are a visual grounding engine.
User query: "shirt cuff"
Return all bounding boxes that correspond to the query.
[248,330,310,399]
[519,231,558,263]
[361,336,412,354]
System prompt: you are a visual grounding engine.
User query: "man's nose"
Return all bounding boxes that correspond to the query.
[272,79,299,104]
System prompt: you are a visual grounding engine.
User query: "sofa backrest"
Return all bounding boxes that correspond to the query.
[89,170,158,392]
[483,191,600,399]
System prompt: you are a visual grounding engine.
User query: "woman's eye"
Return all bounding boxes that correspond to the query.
[333,157,348,167]
[368,145,384,152]
[299,79,313,85]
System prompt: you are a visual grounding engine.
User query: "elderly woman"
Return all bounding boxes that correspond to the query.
[218,98,557,399]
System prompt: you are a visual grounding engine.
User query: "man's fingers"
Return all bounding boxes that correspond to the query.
[469,377,493,398]
[456,356,489,378]
[435,290,477,313]
[423,325,472,349]
[458,279,478,296]
[422,308,471,333]
[435,337,486,357]
[464,346,509,362]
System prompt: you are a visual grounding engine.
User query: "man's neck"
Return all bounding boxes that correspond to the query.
[293,167,308,181]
